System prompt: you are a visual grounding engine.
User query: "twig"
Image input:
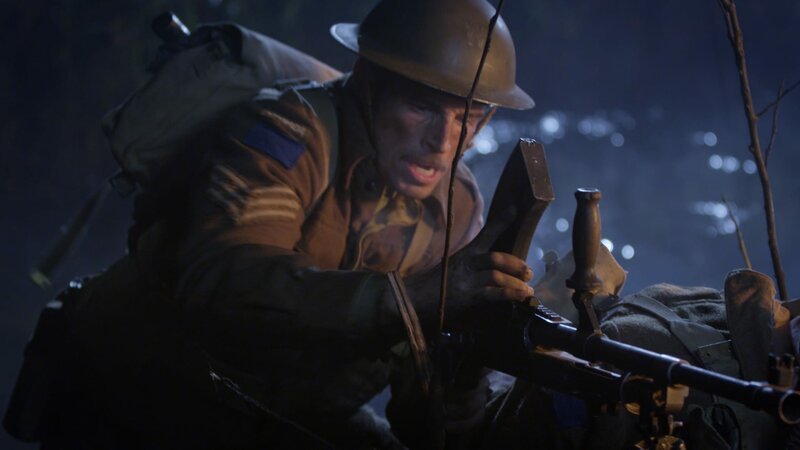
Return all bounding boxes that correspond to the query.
[757,78,800,117]
[721,194,752,270]
[716,0,788,300]
[764,80,784,165]
[438,0,506,335]
[432,2,506,448]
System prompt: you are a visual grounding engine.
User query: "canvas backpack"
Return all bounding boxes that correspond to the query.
[102,20,342,190]
[26,19,345,291]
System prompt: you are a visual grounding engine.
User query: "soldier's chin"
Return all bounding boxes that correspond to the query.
[393,179,435,200]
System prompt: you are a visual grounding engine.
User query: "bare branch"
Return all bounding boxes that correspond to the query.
[721,195,752,270]
[433,2,507,447]
[757,78,800,117]
[764,80,785,165]
[716,0,736,45]
[439,0,506,333]
[716,0,788,300]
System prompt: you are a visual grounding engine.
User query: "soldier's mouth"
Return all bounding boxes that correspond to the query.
[403,158,443,184]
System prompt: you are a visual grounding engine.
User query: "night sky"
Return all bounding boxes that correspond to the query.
[1,1,798,447]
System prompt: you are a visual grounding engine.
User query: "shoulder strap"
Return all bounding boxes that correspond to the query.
[294,85,339,203]
[398,208,435,275]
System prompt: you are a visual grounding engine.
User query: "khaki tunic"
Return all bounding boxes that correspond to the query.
[135,76,484,441]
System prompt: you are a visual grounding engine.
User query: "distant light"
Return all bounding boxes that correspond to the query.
[703,132,718,147]
[492,120,516,143]
[556,218,569,232]
[475,139,496,154]
[702,202,715,215]
[482,124,495,138]
[722,156,740,173]
[610,132,625,147]
[591,118,613,137]
[742,160,757,174]
[706,226,719,238]
[578,115,614,138]
[578,119,593,135]
[708,154,723,170]
[621,245,635,259]
[534,247,544,260]
[712,203,729,219]
[472,125,498,155]
[721,219,737,235]
[541,115,560,134]
[601,239,614,252]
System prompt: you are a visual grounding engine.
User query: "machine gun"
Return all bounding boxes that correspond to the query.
[463,138,800,448]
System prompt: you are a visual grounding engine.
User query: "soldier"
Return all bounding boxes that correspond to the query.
[39,0,537,448]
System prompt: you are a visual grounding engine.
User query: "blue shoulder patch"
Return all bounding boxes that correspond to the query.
[242,122,305,169]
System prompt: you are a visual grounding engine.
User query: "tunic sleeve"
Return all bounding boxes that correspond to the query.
[168,87,403,353]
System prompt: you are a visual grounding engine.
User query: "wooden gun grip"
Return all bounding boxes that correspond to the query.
[566,188,603,292]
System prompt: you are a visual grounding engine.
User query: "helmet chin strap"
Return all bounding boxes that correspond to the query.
[471,106,497,148]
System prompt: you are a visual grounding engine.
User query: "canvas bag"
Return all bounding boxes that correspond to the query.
[102,22,342,187]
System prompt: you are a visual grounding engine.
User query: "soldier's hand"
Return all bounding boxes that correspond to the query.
[405,209,534,330]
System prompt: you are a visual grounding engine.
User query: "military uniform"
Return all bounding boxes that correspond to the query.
[11,0,531,446]
[127,74,484,446]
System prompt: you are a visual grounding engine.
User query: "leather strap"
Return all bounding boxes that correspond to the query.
[388,271,432,396]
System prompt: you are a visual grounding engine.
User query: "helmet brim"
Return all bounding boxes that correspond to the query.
[330,22,534,110]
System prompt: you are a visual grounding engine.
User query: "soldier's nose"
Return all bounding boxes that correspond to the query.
[422,116,456,154]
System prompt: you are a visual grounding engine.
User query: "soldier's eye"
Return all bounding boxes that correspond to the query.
[409,102,431,113]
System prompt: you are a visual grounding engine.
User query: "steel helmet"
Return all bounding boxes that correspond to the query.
[330,0,534,110]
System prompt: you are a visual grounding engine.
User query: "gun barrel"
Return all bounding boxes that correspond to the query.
[526,311,800,424]
[669,361,800,425]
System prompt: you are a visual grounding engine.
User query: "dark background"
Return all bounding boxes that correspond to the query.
[1,0,798,447]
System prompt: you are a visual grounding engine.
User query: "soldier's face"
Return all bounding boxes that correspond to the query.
[372,81,487,200]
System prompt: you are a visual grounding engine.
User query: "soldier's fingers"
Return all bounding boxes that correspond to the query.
[474,270,534,297]
[479,286,534,303]
[470,252,532,281]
